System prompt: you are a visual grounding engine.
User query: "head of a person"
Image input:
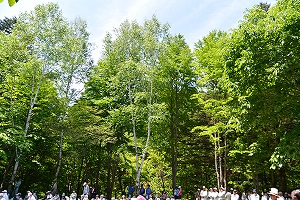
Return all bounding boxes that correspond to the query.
[253,189,257,194]
[233,189,237,194]
[293,193,300,200]
[268,188,279,200]
[292,190,300,200]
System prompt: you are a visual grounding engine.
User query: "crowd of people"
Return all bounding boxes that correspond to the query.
[194,187,300,200]
[0,185,299,200]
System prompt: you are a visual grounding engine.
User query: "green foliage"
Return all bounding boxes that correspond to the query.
[1,0,300,196]
[0,0,19,7]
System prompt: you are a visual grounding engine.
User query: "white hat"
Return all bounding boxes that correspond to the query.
[268,188,278,196]
[2,190,7,193]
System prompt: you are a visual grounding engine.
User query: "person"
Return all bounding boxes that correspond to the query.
[140,184,145,197]
[83,195,88,200]
[16,193,23,200]
[0,193,5,200]
[226,189,233,200]
[250,189,259,200]
[146,184,152,200]
[137,195,146,200]
[241,191,246,200]
[218,187,226,200]
[196,189,201,200]
[211,188,218,200]
[284,192,292,200]
[70,191,77,200]
[99,194,105,200]
[278,192,285,200]
[174,187,179,199]
[2,190,8,200]
[45,191,52,200]
[161,191,167,200]
[128,184,134,199]
[268,188,279,200]
[70,193,76,200]
[53,193,60,200]
[13,180,22,198]
[91,186,97,199]
[231,190,239,200]
[293,193,300,200]
[62,193,69,200]
[200,187,208,200]
[178,186,182,199]
[27,192,36,200]
[83,182,90,197]
[261,191,268,200]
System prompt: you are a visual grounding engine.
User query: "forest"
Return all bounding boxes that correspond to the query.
[0,0,300,199]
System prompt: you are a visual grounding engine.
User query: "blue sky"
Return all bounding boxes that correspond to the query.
[0,0,276,61]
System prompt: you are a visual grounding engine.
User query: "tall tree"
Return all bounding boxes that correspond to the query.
[157,34,196,189]
[7,3,93,192]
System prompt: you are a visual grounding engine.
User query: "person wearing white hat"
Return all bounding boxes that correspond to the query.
[211,188,218,200]
[218,187,226,200]
[268,188,279,200]
[200,186,208,200]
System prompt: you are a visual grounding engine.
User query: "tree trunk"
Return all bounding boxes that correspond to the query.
[9,75,42,192]
[52,127,64,194]
[170,85,179,190]
[218,132,222,188]
[76,152,85,195]
[106,143,113,200]
[224,136,227,190]
[278,167,286,192]
[214,132,220,188]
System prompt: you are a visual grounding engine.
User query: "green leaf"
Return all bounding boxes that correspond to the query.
[8,0,16,6]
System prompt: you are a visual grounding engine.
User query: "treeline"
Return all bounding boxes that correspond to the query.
[1,0,300,199]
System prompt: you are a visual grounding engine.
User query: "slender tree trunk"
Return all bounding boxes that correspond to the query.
[278,167,287,192]
[136,81,152,187]
[224,136,227,190]
[218,132,222,188]
[96,142,102,193]
[214,132,220,188]
[128,83,139,191]
[170,85,179,190]
[52,127,64,193]
[111,158,116,198]
[76,152,85,195]
[52,78,72,193]
[106,143,113,200]
[9,74,42,192]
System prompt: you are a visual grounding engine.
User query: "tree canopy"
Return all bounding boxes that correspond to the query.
[1,0,300,198]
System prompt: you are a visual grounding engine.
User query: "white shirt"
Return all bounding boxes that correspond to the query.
[231,194,239,200]
[250,194,260,200]
[200,190,208,200]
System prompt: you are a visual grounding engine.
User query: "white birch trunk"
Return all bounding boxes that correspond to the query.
[9,73,42,189]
